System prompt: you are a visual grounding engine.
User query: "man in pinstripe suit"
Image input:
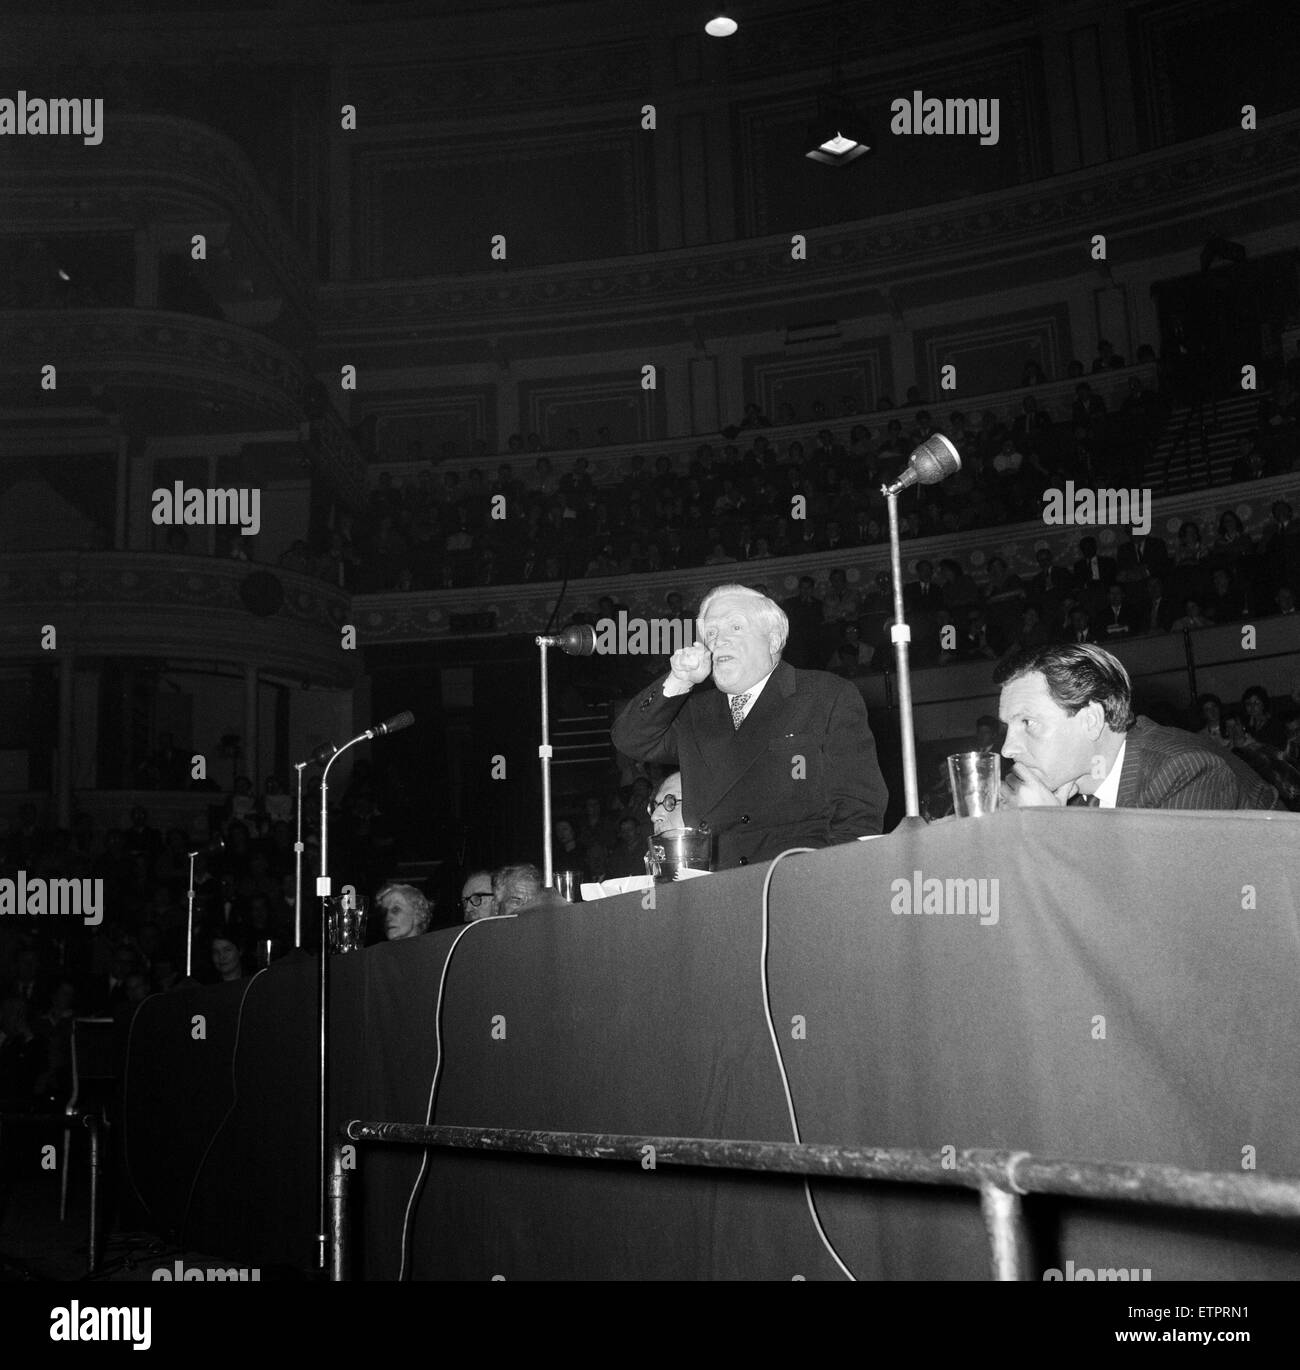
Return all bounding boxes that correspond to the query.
[993,642,1281,810]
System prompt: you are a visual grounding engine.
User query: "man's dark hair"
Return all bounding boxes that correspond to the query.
[992,643,1135,732]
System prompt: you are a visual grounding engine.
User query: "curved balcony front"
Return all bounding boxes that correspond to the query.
[350,473,1300,646]
[0,552,356,686]
[0,113,315,321]
[0,308,365,508]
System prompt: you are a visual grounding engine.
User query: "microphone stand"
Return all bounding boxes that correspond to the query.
[884,487,921,820]
[185,851,199,977]
[310,713,411,1276]
[535,636,556,889]
[314,733,366,1276]
[293,761,307,948]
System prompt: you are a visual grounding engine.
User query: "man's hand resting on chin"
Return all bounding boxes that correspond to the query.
[998,763,1077,808]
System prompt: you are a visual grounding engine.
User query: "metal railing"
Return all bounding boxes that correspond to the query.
[331,1121,1300,1281]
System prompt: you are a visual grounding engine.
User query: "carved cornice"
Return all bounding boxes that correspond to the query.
[319,115,1300,343]
[344,40,653,124]
[0,553,356,686]
[722,0,1036,80]
[0,115,316,319]
[0,308,365,509]
[350,474,1300,645]
[0,308,299,421]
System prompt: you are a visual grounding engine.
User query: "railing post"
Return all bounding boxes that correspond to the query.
[86,1115,102,1275]
[329,1141,351,1282]
[978,1180,1032,1281]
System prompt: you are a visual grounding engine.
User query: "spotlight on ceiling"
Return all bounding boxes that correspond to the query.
[705,11,738,37]
[805,94,871,167]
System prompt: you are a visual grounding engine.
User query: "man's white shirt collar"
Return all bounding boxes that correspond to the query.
[1091,737,1126,808]
[729,667,776,722]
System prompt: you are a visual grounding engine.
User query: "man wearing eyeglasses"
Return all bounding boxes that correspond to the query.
[460,869,496,923]
[649,772,685,836]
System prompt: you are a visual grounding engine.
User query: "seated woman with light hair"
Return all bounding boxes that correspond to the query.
[376,882,432,941]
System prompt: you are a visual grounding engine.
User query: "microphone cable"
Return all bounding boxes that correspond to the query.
[174,967,269,1254]
[758,848,858,1280]
[396,912,517,1281]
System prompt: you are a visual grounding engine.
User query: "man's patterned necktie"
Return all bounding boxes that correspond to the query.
[730,693,751,730]
[1067,792,1100,807]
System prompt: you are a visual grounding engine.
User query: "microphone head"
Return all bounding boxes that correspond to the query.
[910,433,961,485]
[378,710,415,735]
[559,624,598,657]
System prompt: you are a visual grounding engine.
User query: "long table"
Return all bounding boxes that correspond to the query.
[123,808,1300,1279]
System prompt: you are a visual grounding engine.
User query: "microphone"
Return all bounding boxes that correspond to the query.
[367,710,414,739]
[536,624,598,657]
[884,433,962,496]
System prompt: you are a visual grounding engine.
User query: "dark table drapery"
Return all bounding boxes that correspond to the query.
[123,808,1300,1279]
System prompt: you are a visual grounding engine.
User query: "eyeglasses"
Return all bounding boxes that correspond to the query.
[461,892,492,908]
[647,794,680,815]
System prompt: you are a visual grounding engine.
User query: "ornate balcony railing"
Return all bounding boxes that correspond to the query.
[368,365,1159,489]
[0,552,356,686]
[0,114,315,321]
[0,308,365,509]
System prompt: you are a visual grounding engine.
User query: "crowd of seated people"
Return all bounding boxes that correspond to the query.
[292,353,1299,595]
[323,382,1167,591]
[719,497,1299,673]
[448,772,678,919]
[0,757,677,1110]
[546,495,1300,698]
[0,762,408,1110]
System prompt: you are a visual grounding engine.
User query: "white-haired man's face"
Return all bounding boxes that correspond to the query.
[698,593,780,695]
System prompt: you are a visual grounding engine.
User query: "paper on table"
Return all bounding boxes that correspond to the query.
[580,868,711,901]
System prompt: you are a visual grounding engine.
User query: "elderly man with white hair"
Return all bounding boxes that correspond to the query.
[612,583,888,869]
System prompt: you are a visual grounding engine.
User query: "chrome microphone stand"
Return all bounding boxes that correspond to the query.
[185,850,199,977]
[536,636,556,889]
[314,733,365,1275]
[312,712,414,1276]
[884,487,922,819]
[882,434,962,824]
[293,760,307,948]
[533,626,597,889]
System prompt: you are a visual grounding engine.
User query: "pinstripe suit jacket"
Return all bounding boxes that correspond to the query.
[1115,716,1281,810]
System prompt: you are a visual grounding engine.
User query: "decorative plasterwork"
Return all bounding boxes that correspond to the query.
[0,553,356,685]
[318,116,1300,340]
[0,115,316,318]
[341,40,654,123]
[0,309,365,509]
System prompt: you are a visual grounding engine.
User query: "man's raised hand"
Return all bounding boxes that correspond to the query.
[669,643,713,687]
